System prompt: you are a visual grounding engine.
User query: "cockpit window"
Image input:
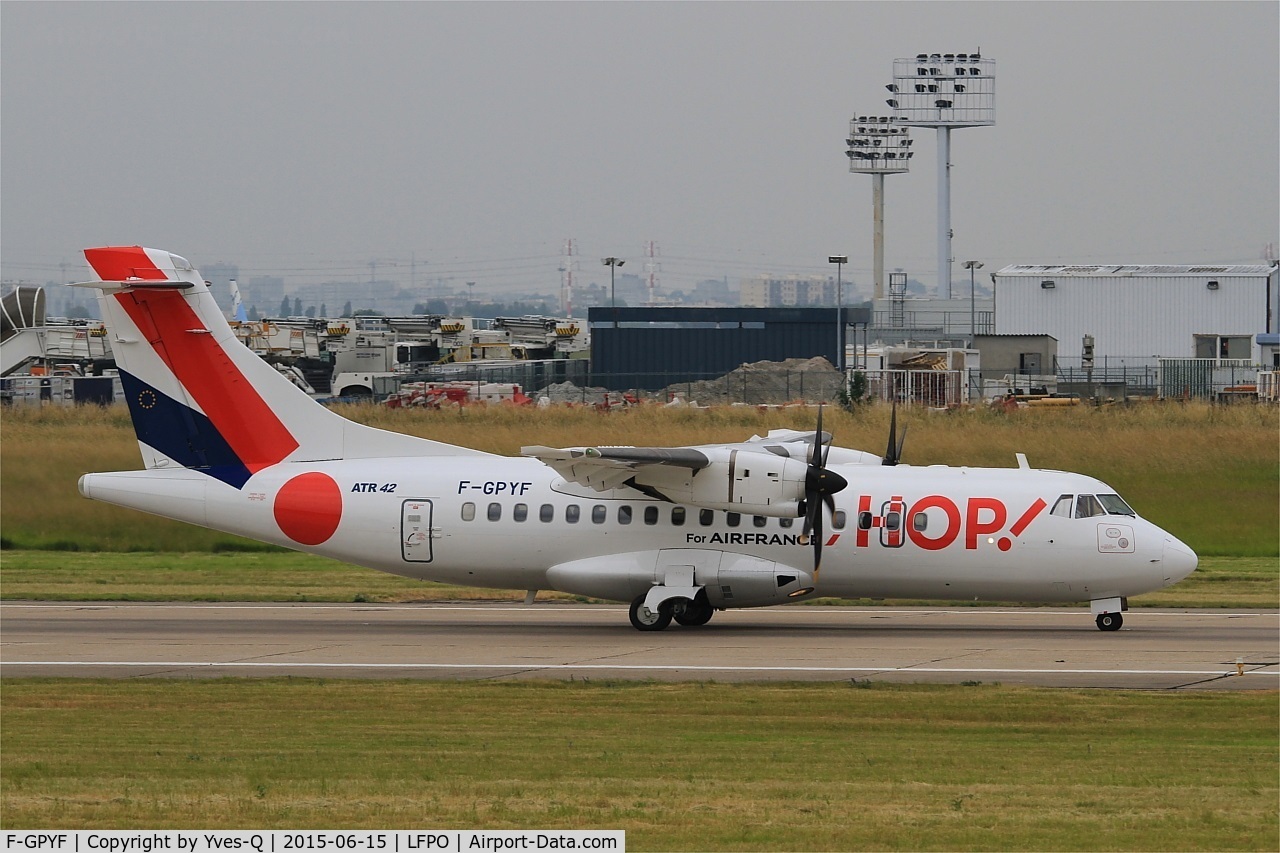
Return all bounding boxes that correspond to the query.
[1075,494,1106,518]
[1097,493,1136,516]
[1050,495,1074,518]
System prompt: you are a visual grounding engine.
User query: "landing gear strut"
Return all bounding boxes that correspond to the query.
[1095,612,1123,631]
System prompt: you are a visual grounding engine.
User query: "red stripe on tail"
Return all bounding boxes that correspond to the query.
[84,246,167,281]
[114,289,299,473]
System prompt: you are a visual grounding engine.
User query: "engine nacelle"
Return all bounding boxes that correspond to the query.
[706,552,815,608]
[637,449,809,518]
[545,549,813,608]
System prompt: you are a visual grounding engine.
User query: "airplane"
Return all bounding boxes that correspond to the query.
[73,246,1197,632]
[228,278,248,324]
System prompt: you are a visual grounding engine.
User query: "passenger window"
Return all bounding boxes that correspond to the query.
[885,511,901,530]
[671,507,686,526]
[699,509,714,526]
[1051,495,1074,518]
[513,503,528,522]
[833,510,847,530]
[1075,494,1105,518]
[726,512,741,527]
[487,502,502,522]
[592,505,606,524]
[644,506,659,525]
[912,512,928,531]
[617,505,632,525]
[753,515,767,528]
[565,505,580,524]
[779,516,793,528]
[461,502,475,522]
[858,512,873,530]
[539,504,554,522]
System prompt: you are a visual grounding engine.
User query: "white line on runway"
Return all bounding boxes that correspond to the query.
[3,660,1276,677]
[1,603,1272,618]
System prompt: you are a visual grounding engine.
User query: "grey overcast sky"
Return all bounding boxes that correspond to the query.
[2,1,1277,297]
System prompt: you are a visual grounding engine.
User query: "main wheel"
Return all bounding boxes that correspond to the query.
[629,595,673,631]
[673,596,714,627]
[1095,612,1123,631]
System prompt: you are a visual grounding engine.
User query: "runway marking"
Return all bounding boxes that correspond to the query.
[1,603,1273,618]
[3,660,1276,678]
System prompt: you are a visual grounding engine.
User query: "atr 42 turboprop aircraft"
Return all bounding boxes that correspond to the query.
[74,247,1198,631]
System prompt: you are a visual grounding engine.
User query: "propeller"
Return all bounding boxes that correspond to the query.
[801,404,848,578]
[882,401,908,466]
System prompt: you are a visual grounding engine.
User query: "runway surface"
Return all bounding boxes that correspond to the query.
[2,601,1276,690]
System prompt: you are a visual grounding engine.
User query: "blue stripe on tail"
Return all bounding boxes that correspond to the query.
[119,371,253,489]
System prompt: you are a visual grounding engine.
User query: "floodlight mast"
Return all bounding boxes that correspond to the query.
[887,52,995,299]
[846,115,912,300]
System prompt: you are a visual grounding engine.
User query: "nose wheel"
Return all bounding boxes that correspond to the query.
[1095,612,1123,631]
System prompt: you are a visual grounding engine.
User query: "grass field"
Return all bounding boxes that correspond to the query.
[0,551,1274,608]
[2,403,1276,850]
[1,401,1276,556]
[2,680,1276,850]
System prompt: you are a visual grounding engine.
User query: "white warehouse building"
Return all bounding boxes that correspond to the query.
[993,264,1278,366]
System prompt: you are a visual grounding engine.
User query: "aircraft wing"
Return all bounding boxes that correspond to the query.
[521,445,709,492]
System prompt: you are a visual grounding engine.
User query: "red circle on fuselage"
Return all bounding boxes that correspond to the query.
[274,472,342,545]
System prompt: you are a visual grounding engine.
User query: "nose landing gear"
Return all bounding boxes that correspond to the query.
[1095,612,1123,631]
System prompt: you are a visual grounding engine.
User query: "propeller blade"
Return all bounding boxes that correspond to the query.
[800,403,848,578]
[811,498,824,572]
[883,401,900,466]
[811,404,824,466]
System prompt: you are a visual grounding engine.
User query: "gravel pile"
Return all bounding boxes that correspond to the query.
[537,381,615,405]
[536,358,845,406]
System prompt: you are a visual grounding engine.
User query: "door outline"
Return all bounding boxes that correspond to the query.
[401,499,435,563]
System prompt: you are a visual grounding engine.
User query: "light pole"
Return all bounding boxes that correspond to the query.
[601,257,625,320]
[963,260,983,344]
[828,255,848,371]
[887,52,995,298]
[846,115,911,300]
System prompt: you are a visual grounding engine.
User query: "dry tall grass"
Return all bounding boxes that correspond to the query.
[2,401,1276,554]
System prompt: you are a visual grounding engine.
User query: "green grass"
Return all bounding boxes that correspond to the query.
[0,551,1274,608]
[1,680,1275,849]
[2,401,1276,555]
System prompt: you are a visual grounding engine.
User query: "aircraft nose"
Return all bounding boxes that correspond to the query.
[1161,537,1198,585]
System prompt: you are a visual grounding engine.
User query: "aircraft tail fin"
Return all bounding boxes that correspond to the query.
[229,279,248,323]
[79,246,484,489]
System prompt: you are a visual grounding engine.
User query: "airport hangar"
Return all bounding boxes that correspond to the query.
[588,306,869,390]
[992,263,1279,367]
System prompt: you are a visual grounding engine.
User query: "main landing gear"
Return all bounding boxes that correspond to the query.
[1095,612,1123,631]
[629,594,714,631]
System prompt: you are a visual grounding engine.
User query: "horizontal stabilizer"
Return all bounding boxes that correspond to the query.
[68,280,195,291]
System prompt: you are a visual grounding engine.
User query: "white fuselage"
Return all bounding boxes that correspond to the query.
[81,453,1197,607]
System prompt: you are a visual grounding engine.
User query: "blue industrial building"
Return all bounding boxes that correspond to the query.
[588,306,869,390]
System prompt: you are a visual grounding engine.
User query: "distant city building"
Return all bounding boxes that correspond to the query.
[202,263,239,314]
[245,276,285,315]
[693,278,734,305]
[740,275,836,308]
[292,280,385,315]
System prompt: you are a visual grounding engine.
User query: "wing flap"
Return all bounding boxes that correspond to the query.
[521,445,709,492]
